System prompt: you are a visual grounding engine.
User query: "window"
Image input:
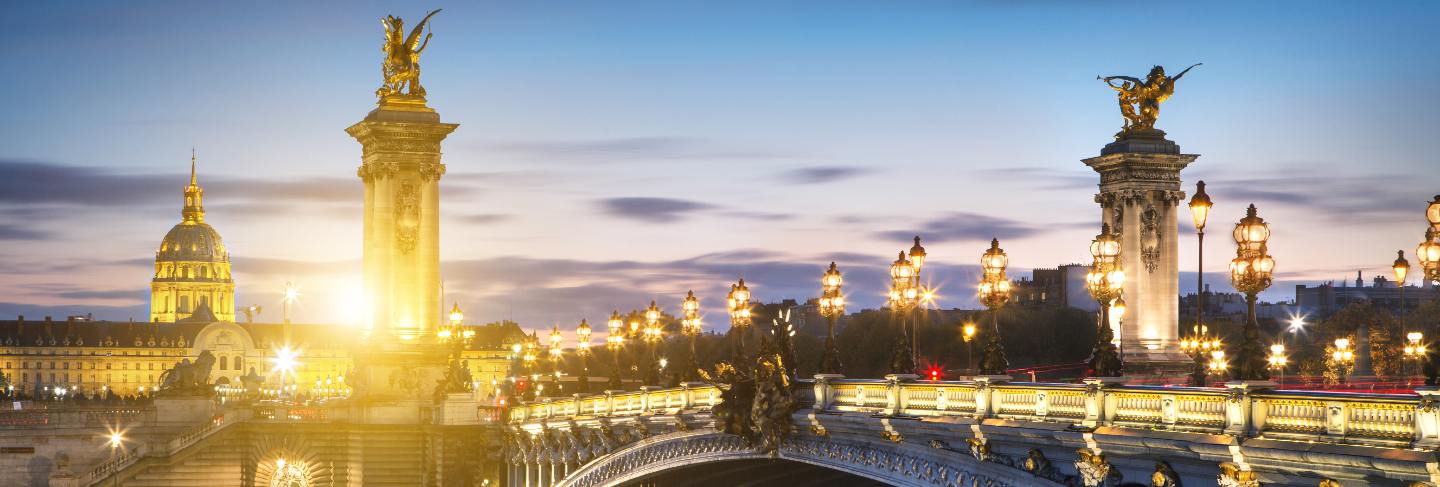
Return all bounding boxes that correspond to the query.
[234,356,243,371]
[220,356,228,371]
[106,363,112,370]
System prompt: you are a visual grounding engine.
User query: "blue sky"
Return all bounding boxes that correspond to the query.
[2,1,1438,332]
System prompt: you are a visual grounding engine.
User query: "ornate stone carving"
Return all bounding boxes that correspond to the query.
[881,429,903,443]
[966,438,991,462]
[1151,460,1182,487]
[1076,448,1122,487]
[418,162,446,182]
[394,180,420,254]
[1216,462,1259,487]
[1142,203,1160,273]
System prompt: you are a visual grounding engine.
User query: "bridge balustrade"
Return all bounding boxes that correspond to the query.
[514,376,1440,450]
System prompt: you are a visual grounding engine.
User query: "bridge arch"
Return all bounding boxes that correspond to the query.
[555,430,1058,487]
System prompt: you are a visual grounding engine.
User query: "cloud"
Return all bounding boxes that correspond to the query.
[875,212,1045,243]
[0,224,47,240]
[54,289,146,301]
[779,166,871,184]
[0,159,480,209]
[721,211,794,221]
[599,197,714,223]
[453,213,511,224]
[485,137,786,164]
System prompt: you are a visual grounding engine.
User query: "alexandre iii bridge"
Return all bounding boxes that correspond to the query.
[9,9,1440,487]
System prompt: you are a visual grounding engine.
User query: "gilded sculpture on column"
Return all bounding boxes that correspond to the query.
[1099,64,1201,136]
[377,9,442,100]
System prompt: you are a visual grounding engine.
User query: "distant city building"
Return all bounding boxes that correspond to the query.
[1295,271,1437,319]
[1013,264,1099,312]
[1180,285,1294,321]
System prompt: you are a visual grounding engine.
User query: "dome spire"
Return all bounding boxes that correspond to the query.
[182,150,205,223]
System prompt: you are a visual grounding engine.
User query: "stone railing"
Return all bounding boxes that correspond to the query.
[509,384,721,422]
[514,375,1440,450]
[0,407,155,427]
[79,408,251,486]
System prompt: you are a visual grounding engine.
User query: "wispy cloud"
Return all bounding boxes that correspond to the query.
[875,212,1047,243]
[598,197,714,223]
[485,136,787,164]
[0,224,47,240]
[779,166,871,184]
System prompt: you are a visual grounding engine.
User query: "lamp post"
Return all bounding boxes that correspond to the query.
[1332,338,1356,385]
[576,319,591,393]
[1394,250,1412,380]
[961,323,976,374]
[1208,350,1228,377]
[1419,228,1440,386]
[726,280,752,363]
[1189,180,1213,363]
[1180,334,1223,387]
[1404,331,1426,384]
[818,263,845,374]
[548,326,563,397]
[680,291,702,383]
[522,334,539,400]
[908,236,927,367]
[887,241,925,374]
[1228,204,1276,382]
[606,311,625,390]
[977,239,1013,376]
[1085,224,1126,378]
[1267,343,1288,385]
[643,301,662,386]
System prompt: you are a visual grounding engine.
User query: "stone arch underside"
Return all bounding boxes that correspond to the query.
[556,431,1062,487]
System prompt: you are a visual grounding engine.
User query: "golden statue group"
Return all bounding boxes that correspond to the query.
[1099,63,1201,136]
[376,8,442,99]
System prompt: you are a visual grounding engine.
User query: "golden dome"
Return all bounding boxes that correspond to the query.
[158,221,229,264]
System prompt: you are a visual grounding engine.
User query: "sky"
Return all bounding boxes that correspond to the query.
[2,1,1438,335]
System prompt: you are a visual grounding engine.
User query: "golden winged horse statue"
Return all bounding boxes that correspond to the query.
[376,9,441,99]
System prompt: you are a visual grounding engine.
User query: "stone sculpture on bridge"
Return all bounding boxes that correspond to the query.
[157,350,217,395]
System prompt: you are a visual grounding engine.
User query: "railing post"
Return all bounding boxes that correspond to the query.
[884,374,917,415]
[603,390,615,416]
[542,398,553,419]
[813,374,844,411]
[639,386,653,413]
[1416,388,1440,448]
[1223,380,1273,436]
[572,393,583,417]
[975,375,1010,419]
[1082,377,1124,427]
[679,383,692,409]
[1324,401,1346,438]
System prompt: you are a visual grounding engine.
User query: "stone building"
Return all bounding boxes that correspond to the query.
[1295,271,1437,320]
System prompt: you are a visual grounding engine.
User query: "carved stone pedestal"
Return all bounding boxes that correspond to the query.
[349,341,449,424]
[1084,131,1197,372]
[153,395,216,426]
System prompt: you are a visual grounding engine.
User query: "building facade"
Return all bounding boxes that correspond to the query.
[1295,271,1437,319]
[0,317,514,399]
[1013,264,1100,312]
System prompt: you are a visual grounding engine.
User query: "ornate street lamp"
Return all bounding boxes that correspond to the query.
[1207,350,1228,376]
[1404,331,1426,383]
[1267,343,1288,385]
[606,311,625,390]
[961,322,977,373]
[887,239,927,375]
[1229,204,1276,382]
[547,326,564,397]
[977,239,1013,376]
[680,291,702,383]
[1394,250,1412,375]
[1428,195,1440,232]
[1085,224,1125,378]
[909,237,927,368]
[817,263,846,374]
[1332,338,1356,385]
[642,301,663,386]
[1188,180,1213,379]
[576,319,592,393]
[1180,333,1223,387]
[726,280,753,362]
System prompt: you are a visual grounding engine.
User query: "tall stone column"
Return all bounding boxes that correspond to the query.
[1083,131,1196,370]
[348,97,458,342]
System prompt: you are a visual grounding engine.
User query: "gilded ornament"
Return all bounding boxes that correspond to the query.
[1099,64,1201,137]
[376,10,441,100]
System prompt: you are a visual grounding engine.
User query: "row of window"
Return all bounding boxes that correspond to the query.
[6,361,163,370]
[11,372,155,385]
[1,348,184,356]
[154,262,230,280]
